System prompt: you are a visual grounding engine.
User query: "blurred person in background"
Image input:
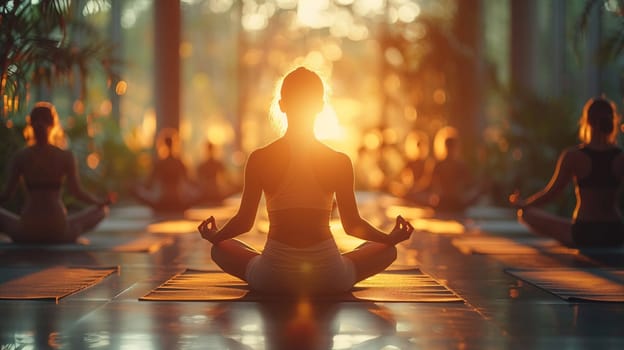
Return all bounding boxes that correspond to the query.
[510,97,624,247]
[131,128,200,214]
[196,141,237,205]
[0,102,111,243]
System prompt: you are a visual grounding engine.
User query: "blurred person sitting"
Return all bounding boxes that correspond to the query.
[196,141,237,205]
[400,130,435,205]
[510,97,624,248]
[0,102,111,244]
[131,128,200,214]
[427,129,483,214]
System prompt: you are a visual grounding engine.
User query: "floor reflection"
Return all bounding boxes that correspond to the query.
[210,300,407,350]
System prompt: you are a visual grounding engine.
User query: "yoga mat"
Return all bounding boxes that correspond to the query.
[105,236,174,253]
[94,218,152,233]
[465,220,531,236]
[140,268,463,302]
[147,220,200,235]
[505,268,624,302]
[412,218,465,235]
[465,206,516,220]
[451,236,579,255]
[385,205,435,220]
[184,206,239,221]
[0,266,118,302]
[0,235,173,253]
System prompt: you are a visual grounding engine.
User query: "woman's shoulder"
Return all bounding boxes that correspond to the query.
[312,142,351,165]
[560,145,590,157]
[248,141,275,160]
[556,146,588,165]
[18,145,70,158]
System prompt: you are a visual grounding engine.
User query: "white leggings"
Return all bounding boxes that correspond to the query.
[245,239,356,294]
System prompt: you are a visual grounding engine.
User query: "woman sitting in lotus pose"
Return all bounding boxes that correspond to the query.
[510,97,624,248]
[0,102,110,244]
[198,67,414,294]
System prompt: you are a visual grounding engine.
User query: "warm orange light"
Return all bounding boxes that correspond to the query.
[433,126,458,160]
[86,152,100,169]
[73,100,85,114]
[386,205,434,220]
[99,100,112,115]
[363,130,382,150]
[314,105,344,140]
[115,81,128,96]
[404,130,430,160]
[141,109,157,148]
[297,0,330,28]
[184,207,239,221]
[179,41,193,58]
[411,218,465,234]
[205,121,235,146]
[147,220,199,235]
[433,89,446,104]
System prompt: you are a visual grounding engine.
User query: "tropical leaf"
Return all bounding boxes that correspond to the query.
[0,0,117,117]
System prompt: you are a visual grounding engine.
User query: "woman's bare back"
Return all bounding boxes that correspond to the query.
[252,138,351,247]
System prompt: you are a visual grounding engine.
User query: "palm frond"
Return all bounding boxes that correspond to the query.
[0,0,118,117]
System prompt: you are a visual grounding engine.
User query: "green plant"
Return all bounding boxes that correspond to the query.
[0,0,118,117]
[484,90,579,213]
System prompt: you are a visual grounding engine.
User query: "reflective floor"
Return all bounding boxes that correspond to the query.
[1,193,623,349]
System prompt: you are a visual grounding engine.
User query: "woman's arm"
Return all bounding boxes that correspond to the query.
[510,149,574,208]
[199,151,262,243]
[0,154,22,203]
[64,152,108,206]
[335,154,413,245]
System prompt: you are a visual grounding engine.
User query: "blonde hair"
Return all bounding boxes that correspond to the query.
[578,97,620,144]
[23,101,67,148]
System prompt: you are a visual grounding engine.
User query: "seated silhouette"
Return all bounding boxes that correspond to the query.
[196,141,238,205]
[198,67,414,295]
[427,133,482,213]
[510,97,624,248]
[0,102,110,244]
[131,128,200,214]
[400,130,435,205]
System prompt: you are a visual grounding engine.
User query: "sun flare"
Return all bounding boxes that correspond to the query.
[314,104,344,141]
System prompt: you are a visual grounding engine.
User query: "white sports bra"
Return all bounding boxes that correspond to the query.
[265,148,334,212]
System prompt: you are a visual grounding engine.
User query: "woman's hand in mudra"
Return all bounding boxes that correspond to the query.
[198,216,219,243]
[388,215,414,245]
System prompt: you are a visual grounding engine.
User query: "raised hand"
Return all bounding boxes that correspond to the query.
[388,215,414,245]
[198,216,219,242]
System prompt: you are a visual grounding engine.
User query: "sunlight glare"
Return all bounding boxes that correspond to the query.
[322,42,343,61]
[204,120,235,145]
[140,109,157,148]
[297,0,331,28]
[276,0,297,10]
[353,0,385,17]
[314,105,345,140]
[398,2,421,23]
[147,220,199,235]
[433,126,458,160]
[208,0,233,13]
